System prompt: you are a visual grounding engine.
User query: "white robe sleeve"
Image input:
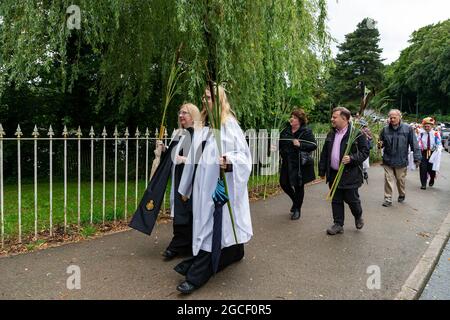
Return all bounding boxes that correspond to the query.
[178,127,207,198]
[220,117,253,244]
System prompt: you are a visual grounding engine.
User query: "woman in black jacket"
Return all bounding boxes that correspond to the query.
[279,108,317,220]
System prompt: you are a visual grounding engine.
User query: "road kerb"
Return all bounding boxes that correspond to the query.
[395,211,450,300]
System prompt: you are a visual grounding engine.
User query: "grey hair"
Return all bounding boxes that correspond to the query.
[388,109,402,117]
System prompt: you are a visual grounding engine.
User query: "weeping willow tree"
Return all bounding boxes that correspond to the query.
[177,0,331,128]
[0,0,330,129]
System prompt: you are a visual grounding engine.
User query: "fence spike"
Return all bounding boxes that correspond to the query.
[113,126,119,137]
[62,125,69,137]
[102,126,107,137]
[15,125,23,138]
[0,124,4,137]
[47,125,54,137]
[76,126,82,138]
[145,127,150,138]
[32,125,40,138]
[89,126,95,137]
[135,127,140,137]
[124,127,130,138]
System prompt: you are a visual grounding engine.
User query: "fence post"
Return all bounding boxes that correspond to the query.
[62,126,69,233]
[0,124,5,248]
[76,127,82,229]
[48,126,54,237]
[32,126,39,240]
[102,127,107,225]
[145,128,150,187]
[113,127,118,223]
[89,127,95,225]
[15,125,23,243]
[135,127,140,210]
[124,128,129,221]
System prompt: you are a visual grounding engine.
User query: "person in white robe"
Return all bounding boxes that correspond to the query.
[174,85,253,294]
[161,103,201,259]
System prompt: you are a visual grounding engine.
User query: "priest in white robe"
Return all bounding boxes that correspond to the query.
[175,85,253,294]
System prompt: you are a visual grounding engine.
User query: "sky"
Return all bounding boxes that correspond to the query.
[327,0,450,64]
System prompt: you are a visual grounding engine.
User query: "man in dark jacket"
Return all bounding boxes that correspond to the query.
[319,107,369,235]
[378,109,421,207]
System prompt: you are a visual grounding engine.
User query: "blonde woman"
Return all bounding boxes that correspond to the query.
[160,103,202,259]
[176,85,253,294]
[129,103,201,260]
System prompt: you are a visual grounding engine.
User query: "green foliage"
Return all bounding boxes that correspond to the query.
[0,0,331,132]
[80,225,97,238]
[325,18,384,112]
[384,20,450,117]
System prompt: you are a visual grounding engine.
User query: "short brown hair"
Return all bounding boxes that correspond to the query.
[332,107,351,121]
[291,108,308,125]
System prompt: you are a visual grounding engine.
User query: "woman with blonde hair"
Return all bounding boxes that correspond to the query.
[175,84,253,294]
[162,103,201,259]
[129,103,201,261]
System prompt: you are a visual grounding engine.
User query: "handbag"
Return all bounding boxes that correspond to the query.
[299,151,314,166]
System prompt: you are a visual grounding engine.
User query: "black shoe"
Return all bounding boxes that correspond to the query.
[291,209,301,220]
[326,224,344,235]
[162,249,178,259]
[355,218,364,230]
[398,196,405,203]
[429,180,434,187]
[421,186,426,190]
[177,281,198,294]
[382,200,392,207]
[290,204,295,213]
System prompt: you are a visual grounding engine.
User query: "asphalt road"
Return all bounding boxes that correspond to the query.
[1,153,449,300]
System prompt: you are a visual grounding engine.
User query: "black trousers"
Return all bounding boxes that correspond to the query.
[420,152,436,187]
[166,223,193,255]
[174,244,244,287]
[329,170,362,226]
[280,167,305,210]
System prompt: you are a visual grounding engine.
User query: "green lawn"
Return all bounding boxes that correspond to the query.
[1,174,280,241]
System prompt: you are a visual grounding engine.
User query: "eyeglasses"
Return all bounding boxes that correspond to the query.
[178,111,190,116]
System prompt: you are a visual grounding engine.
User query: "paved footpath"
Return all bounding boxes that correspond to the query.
[1,154,450,300]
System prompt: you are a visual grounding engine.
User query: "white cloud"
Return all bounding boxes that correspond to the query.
[327,0,450,64]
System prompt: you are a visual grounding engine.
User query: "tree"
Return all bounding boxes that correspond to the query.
[0,0,330,131]
[384,20,450,117]
[326,18,384,112]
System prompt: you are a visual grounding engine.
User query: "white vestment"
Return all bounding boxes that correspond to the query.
[178,117,253,255]
[169,129,191,217]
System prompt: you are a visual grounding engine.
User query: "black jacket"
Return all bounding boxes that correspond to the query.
[319,124,369,189]
[379,122,421,167]
[279,125,317,186]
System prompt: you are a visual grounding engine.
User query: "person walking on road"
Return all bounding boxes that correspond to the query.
[279,108,317,220]
[378,109,421,207]
[417,117,442,189]
[175,85,253,294]
[319,107,369,235]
